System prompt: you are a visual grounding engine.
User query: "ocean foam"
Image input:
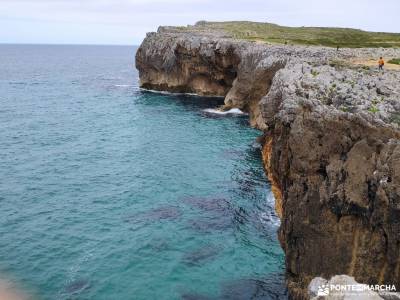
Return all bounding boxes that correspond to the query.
[260,212,281,227]
[203,108,247,115]
[114,84,133,87]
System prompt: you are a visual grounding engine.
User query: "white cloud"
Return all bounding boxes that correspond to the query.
[0,0,399,44]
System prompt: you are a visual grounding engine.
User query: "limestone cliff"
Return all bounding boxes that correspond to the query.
[136,24,400,299]
[261,66,400,298]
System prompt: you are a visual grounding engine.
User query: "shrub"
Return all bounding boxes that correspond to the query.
[388,58,400,65]
[340,106,349,112]
[195,20,207,26]
[368,105,379,113]
[311,70,319,77]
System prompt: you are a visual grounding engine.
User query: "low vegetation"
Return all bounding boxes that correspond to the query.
[193,21,400,48]
[368,105,379,113]
[388,58,400,65]
[390,113,400,125]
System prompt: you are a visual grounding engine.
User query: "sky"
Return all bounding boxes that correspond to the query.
[0,0,399,45]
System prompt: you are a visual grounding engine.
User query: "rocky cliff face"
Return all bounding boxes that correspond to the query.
[136,31,240,97]
[261,65,400,298]
[136,27,344,129]
[136,25,400,299]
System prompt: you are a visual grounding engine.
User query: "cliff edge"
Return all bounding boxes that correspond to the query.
[135,23,400,299]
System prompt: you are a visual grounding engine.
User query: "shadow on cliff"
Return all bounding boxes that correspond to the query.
[138,90,224,109]
[138,90,250,122]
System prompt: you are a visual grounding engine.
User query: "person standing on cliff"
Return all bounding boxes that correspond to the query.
[379,57,385,71]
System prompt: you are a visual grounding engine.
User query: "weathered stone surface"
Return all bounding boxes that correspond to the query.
[135,24,400,300]
[136,30,241,97]
[261,64,400,299]
[136,25,400,130]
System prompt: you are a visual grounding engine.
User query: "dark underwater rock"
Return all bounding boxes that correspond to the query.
[182,244,221,266]
[219,275,288,300]
[125,205,182,224]
[64,279,90,295]
[182,196,230,213]
[187,216,232,233]
[181,293,214,300]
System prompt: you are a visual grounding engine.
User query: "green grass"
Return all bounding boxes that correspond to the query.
[311,70,319,77]
[340,106,350,112]
[368,105,379,113]
[191,21,400,48]
[388,58,400,65]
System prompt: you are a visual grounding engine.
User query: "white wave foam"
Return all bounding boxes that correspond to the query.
[259,192,281,226]
[114,84,133,87]
[203,108,247,115]
[252,141,262,149]
[260,212,281,227]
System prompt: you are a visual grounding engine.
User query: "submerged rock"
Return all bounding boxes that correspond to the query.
[182,196,230,213]
[182,244,221,266]
[219,276,288,300]
[64,279,90,295]
[183,196,233,233]
[125,205,182,223]
[187,216,232,233]
[181,293,214,300]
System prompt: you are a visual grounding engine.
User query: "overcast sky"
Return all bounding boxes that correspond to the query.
[1,0,399,45]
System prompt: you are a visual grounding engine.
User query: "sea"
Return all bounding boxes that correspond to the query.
[0,44,286,299]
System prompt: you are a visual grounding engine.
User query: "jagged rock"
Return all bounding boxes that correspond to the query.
[135,24,400,300]
[377,86,393,96]
[261,62,400,299]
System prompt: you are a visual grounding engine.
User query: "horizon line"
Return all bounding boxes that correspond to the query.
[0,42,139,47]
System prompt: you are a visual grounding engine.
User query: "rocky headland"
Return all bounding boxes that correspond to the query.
[136,22,400,299]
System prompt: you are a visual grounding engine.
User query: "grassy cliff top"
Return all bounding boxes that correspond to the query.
[184,21,400,48]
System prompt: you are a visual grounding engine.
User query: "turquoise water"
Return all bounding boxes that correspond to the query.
[0,45,285,299]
